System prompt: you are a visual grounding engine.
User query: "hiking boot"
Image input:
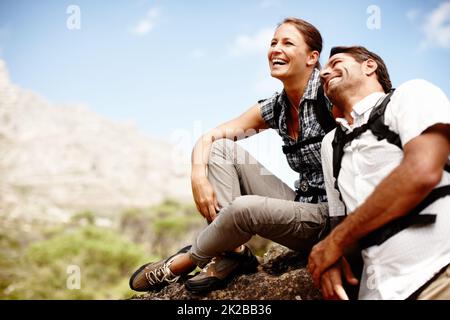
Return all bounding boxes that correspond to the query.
[129,245,195,292]
[185,245,258,294]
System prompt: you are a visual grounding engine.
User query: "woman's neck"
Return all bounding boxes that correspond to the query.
[283,70,312,109]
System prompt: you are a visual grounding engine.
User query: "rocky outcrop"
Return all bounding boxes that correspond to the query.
[0,60,192,224]
[133,244,322,300]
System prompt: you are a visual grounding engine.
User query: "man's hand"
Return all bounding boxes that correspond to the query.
[308,233,344,287]
[191,176,220,222]
[320,258,359,300]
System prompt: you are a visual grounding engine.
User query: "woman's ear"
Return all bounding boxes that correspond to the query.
[363,59,378,76]
[306,50,320,67]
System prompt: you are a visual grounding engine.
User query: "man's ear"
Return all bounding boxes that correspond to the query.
[306,50,320,67]
[363,59,378,76]
[332,105,345,119]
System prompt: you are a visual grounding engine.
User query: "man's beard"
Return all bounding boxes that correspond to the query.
[325,85,340,105]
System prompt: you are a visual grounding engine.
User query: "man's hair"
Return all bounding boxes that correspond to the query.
[280,17,323,69]
[330,46,392,93]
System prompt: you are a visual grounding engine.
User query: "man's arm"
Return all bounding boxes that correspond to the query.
[309,123,450,285]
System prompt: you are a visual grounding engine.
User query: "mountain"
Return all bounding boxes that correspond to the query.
[0,60,192,224]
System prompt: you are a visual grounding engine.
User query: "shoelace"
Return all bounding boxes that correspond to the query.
[201,246,248,275]
[145,258,180,285]
[201,257,218,274]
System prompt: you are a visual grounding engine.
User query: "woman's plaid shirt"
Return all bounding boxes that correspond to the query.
[259,69,329,203]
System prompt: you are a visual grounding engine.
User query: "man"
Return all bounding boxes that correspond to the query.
[308,46,450,300]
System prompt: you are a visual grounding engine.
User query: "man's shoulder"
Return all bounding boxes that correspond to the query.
[394,79,445,98]
[389,79,449,115]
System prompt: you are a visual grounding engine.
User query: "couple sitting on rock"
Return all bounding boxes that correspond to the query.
[129,17,450,299]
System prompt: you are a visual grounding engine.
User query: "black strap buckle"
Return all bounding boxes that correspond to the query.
[299,180,309,193]
[295,181,326,204]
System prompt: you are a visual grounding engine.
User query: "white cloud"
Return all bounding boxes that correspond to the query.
[190,49,206,59]
[130,7,161,36]
[229,28,273,57]
[132,20,153,35]
[421,2,450,49]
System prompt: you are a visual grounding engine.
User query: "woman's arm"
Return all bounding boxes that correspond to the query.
[191,103,269,221]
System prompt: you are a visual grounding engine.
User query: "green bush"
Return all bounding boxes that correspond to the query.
[117,199,203,257]
[149,200,201,257]
[1,198,201,299]
[3,226,150,300]
[0,232,22,297]
[71,211,96,225]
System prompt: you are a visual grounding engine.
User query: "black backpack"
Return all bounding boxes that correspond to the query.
[272,85,336,203]
[279,85,336,155]
[331,89,450,249]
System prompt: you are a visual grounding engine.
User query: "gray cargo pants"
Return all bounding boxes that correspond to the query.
[190,139,328,266]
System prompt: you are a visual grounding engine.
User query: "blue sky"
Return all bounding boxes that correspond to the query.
[0,0,449,186]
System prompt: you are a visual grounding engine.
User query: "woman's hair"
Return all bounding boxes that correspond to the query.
[279,17,323,69]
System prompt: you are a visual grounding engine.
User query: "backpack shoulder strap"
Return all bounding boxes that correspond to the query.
[273,97,282,127]
[331,126,348,213]
[369,89,450,173]
[314,85,337,134]
[331,89,450,234]
[332,91,396,182]
[331,91,394,216]
[368,89,402,149]
[332,126,345,183]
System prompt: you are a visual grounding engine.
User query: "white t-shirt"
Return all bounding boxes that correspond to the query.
[321,79,450,300]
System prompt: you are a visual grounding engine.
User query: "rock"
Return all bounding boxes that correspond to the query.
[132,244,322,300]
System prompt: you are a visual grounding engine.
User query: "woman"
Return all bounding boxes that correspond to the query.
[130,17,335,293]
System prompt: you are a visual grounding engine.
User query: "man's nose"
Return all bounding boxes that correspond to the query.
[320,67,331,81]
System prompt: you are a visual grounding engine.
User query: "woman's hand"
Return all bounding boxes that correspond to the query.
[191,175,221,222]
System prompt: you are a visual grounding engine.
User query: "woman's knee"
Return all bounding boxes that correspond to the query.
[220,196,263,230]
[211,138,235,155]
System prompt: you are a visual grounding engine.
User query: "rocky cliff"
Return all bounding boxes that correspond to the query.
[0,60,192,224]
